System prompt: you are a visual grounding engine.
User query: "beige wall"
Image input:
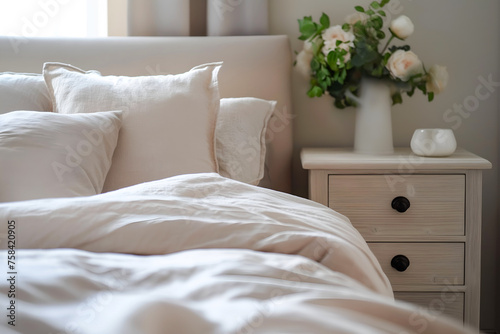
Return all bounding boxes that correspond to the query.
[269,0,500,331]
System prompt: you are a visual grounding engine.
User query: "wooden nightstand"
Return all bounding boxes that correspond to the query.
[301,147,491,329]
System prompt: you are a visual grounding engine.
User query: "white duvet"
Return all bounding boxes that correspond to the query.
[0,173,472,333]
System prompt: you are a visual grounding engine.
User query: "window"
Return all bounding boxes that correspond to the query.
[0,0,108,38]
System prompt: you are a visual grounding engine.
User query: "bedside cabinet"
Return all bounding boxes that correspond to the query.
[301,147,491,329]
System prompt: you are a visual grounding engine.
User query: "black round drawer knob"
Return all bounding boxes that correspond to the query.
[391,255,410,272]
[391,196,410,213]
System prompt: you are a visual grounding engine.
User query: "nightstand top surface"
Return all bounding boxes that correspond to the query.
[301,147,492,170]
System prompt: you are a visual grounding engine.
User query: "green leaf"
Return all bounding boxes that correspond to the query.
[327,52,339,71]
[298,17,317,40]
[339,68,347,84]
[371,16,383,29]
[320,13,330,29]
[319,79,328,91]
[383,52,391,65]
[376,30,386,39]
[310,40,321,55]
[308,85,324,98]
[317,70,326,81]
[353,20,365,32]
[389,45,411,53]
[370,1,380,9]
[333,71,339,81]
[392,92,403,105]
[407,85,416,97]
[334,99,346,109]
[416,81,427,95]
[325,76,332,87]
[311,57,320,71]
[351,40,379,67]
[371,66,383,77]
[342,23,350,31]
[380,0,390,7]
[428,92,435,102]
[336,40,343,46]
[378,10,386,17]
[355,6,365,12]
[366,9,375,15]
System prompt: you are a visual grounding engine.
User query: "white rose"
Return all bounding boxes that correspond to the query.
[295,49,313,78]
[345,12,369,25]
[321,25,354,58]
[390,15,414,40]
[322,25,355,45]
[426,65,449,94]
[386,50,423,81]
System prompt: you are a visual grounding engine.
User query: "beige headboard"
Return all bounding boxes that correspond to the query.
[0,35,293,193]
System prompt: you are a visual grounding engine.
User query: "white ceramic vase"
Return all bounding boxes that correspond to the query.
[352,78,394,154]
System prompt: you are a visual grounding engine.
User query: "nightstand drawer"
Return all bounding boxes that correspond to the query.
[395,292,464,322]
[328,174,465,237]
[369,243,464,286]
[302,148,491,328]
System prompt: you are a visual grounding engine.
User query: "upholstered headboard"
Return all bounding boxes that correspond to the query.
[0,35,293,193]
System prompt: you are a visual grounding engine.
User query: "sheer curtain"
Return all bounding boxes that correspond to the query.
[116,0,268,36]
[206,0,268,36]
[127,0,190,36]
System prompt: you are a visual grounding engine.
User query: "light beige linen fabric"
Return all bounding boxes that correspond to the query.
[0,173,473,333]
[0,72,52,114]
[0,110,122,202]
[43,62,221,192]
[0,73,272,186]
[3,248,472,334]
[217,97,276,185]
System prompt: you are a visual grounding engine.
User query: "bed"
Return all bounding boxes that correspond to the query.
[0,35,473,333]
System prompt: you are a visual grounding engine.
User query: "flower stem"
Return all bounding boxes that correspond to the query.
[381,34,395,53]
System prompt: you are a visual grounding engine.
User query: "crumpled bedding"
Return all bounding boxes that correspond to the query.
[0,173,473,333]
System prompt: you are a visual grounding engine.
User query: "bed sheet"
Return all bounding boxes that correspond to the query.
[0,173,472,333]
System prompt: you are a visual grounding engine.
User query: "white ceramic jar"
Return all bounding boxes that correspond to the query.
[410,128,457,157]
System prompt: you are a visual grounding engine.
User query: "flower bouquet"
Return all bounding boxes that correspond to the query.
[295,0,448,109]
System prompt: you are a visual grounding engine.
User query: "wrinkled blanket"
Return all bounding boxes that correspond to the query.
[0,173,472,333]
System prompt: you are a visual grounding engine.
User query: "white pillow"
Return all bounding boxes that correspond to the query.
[0,110,122,202]
[216,97,276,185]
[43,62,221,192]
[0,72,52,114]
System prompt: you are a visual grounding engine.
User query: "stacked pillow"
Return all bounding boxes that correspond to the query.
[0,73,52,114]
[0,63,276,202]
[0,110,122,202]
[43,62,222,192]
[216,97,276,185]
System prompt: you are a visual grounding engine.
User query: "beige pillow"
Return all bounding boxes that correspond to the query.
[44,62,221,192]
[216,97,276,185]
[0,110,122,202]
[0,72,52,114]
